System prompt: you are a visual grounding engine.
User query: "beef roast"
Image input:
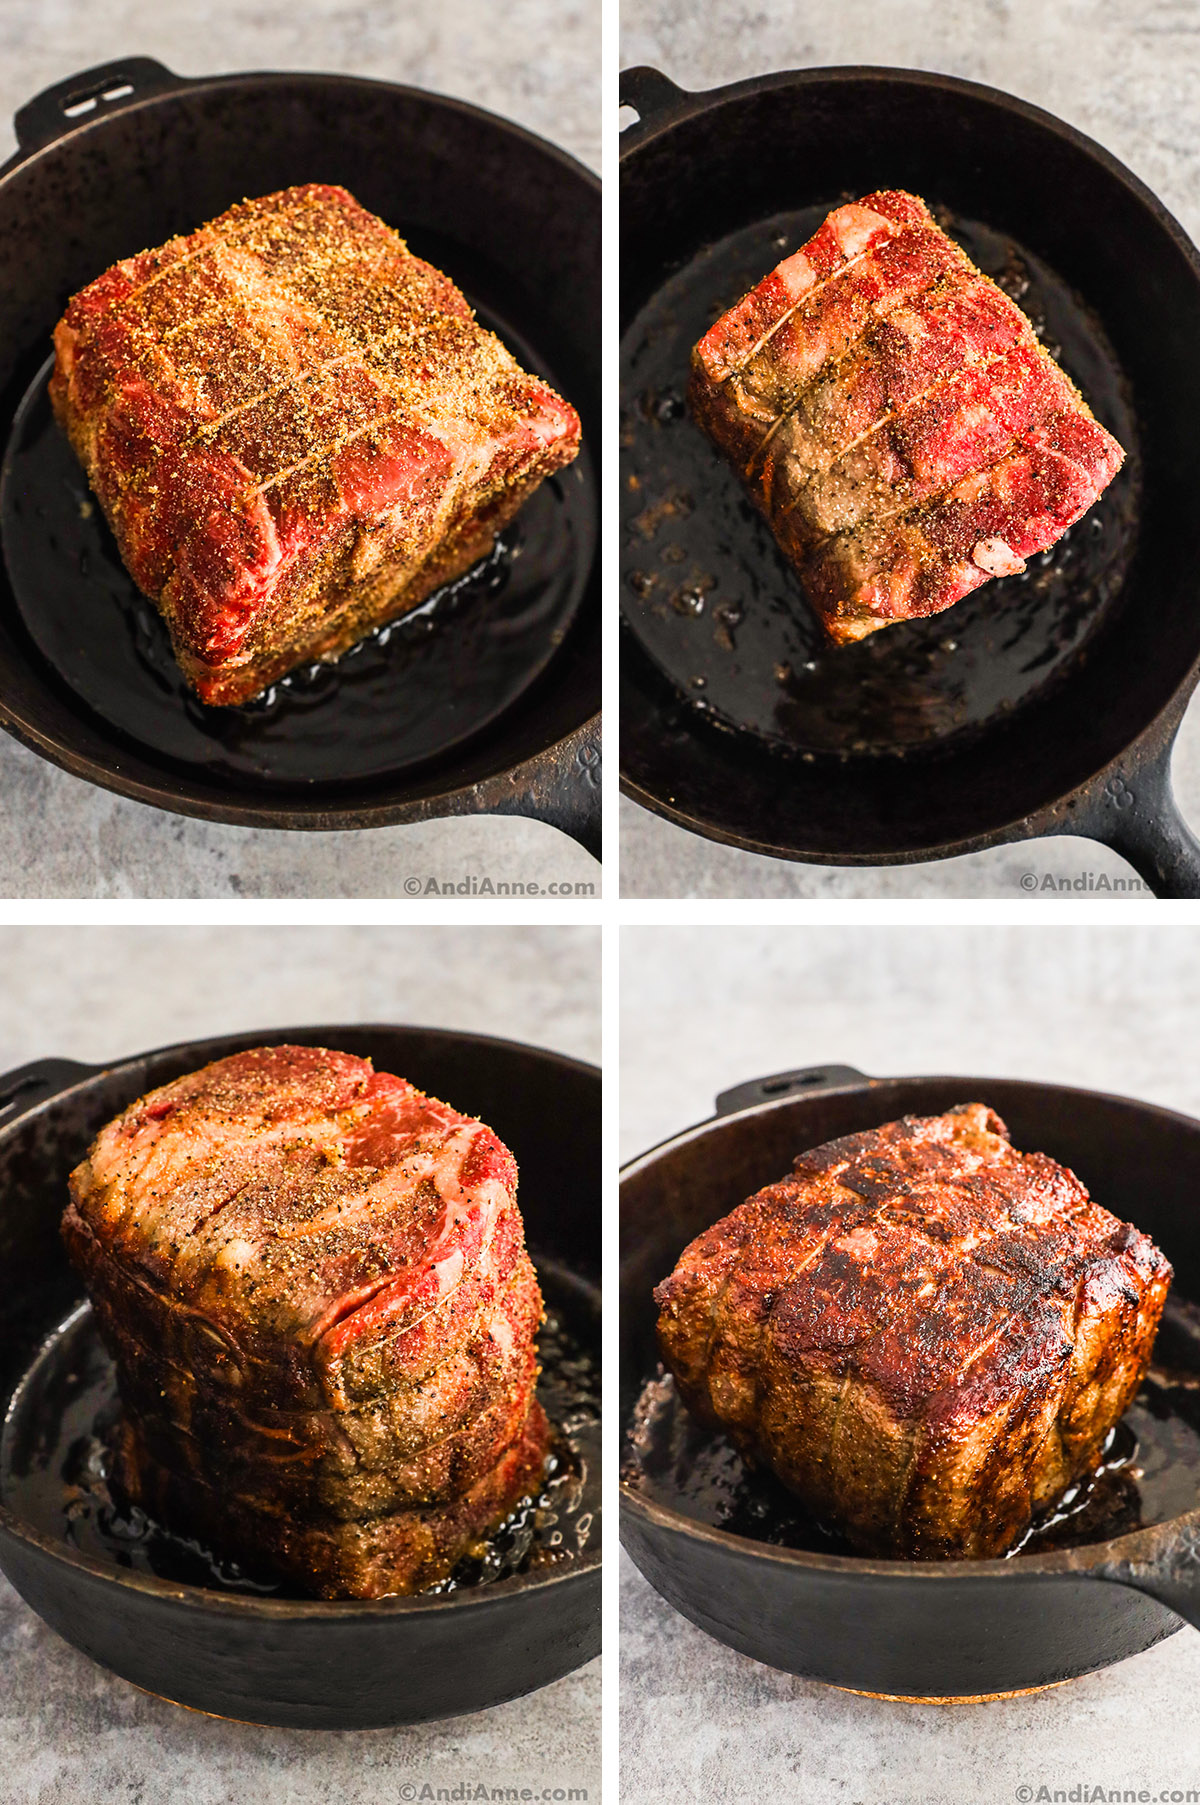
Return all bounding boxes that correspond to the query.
[61,1045,549,1598]
[655,1105,1170,1558]
[50,185,580,704]
[690,192,1124,644]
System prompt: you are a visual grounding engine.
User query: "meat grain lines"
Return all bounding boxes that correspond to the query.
[690,190,1123,647]
[620,204,1139,763]
[654,1104,1170,1559]
[50,185,580,705]
[61,1045,550,1599]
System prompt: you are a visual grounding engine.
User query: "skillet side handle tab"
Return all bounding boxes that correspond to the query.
[1069,739,1200,899]
[14,57,184,157]
[488,720,602,865]
[715,1065,873,1117]
[0,1058,94,1127]
[619,67,691,144]
[1093,1529,1200,1633]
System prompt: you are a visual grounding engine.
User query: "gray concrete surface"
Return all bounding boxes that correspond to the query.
[619,0,1200,897]
[620,922,1200,1805]
[0,924,600,1805]
[0,0,600,898]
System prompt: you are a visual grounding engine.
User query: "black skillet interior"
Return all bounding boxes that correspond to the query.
[0,1025,600,1728]
[620,68,1200,877]
[620,1069,1200,1697]
[0,61,600,835]
[623,207,1141,758]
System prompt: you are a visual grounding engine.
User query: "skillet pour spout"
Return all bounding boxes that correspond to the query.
[1094,1528,1200,1631]
[619,64,1200,895]
[621,1063,1200,1697]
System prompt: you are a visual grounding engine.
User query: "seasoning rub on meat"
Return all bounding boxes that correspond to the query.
[655,1105,1170,1559]
[50,185,580,704]
[61,1045,549,1599]
[690,192,1124,644]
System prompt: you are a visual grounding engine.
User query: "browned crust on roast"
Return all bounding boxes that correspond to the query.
[114,1398,551,1599]
[61,1046,549,1596]
[655,1104,1172,1558]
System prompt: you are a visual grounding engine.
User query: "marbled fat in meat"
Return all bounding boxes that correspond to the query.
[50,186,580,703]
[690,191,1124,643]
[62,1045,548,1598]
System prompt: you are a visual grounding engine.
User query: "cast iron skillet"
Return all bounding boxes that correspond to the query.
[620,65,1200,894]
[0,59,601,856]
[621,1064,1200,1700]
[0,1023,600,1728]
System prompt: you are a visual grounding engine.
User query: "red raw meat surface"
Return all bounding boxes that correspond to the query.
[51,185,580,703]
[61,1045,548,1598]
[690,191,1124,643]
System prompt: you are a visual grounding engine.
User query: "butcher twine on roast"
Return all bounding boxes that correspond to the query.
[690,191,1124,644]
[61,1045,548,1599]
[50,185,580,705]
[655,1104,1170,1559]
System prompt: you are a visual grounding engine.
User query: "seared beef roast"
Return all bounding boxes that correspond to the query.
[50,185,580,704]
[61,1045,549,1597]
[690,192,1123,644]
[655,1105,1170,1558]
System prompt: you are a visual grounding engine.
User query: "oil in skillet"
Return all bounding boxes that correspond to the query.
[624,1293,1200,1560]
[619,204,1140,761]
[2,309,593,789]
[4,1291,599,1601]
[428,1301,601,1594]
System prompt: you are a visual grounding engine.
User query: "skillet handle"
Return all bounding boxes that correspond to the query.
[1068,739,1200,899]
[14,57,185,156]
[1093,1531,1200,1634]
[0,1058,93,1127]
[715,1064,873,1117]
[620,67,691,140]
[488,721,602,865]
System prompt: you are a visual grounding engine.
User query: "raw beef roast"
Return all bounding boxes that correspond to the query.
[655,1105,1170,1558]
[50,185,580,704]
[690,192,1124,644]
[61,1045,549,1597]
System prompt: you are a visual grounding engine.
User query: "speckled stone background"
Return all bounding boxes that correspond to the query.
[0,924,600,1805]
[619,0,1200,897]
[0,0,600,898]
[621,922,1200,1805]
